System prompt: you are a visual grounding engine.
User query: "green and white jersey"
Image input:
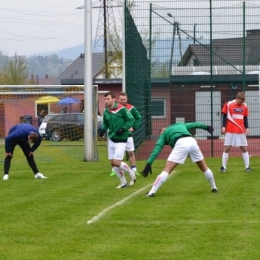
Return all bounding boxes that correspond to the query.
[102,102,135,142]
[147,122,208,165]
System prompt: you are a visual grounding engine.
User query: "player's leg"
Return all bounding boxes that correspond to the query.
[110,136,137,177]
[19,141,39,174]
[241,148,251,171]
[111,163,127,188]
[113,142,136,186]
[146,161,178,197]
[146,138,189,197]
[196,160,217,192]
[125,137,138,174]
[110,141,133,188]
[19,142,47,179]
[3,143,16,180]
[238,134,251,171]
[221,133,233,172]
[189,138,217,192]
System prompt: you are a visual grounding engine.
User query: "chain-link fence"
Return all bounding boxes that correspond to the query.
[125,0,260,160]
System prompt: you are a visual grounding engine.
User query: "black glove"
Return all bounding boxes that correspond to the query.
[116,128,125,136]
[141,164,152,177]
[98,128,106,138]
[206,125,214,135]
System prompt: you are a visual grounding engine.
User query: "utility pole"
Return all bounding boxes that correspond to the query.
[167,13,183,75]
[78,1,122,78]
[103,0,108,78]
[94,0,121,78]
[193,23,197,44]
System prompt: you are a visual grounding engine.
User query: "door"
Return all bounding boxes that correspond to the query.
[195,91,221,138]
[244,91,260,136]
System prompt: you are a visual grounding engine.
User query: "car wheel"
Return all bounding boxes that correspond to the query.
[51,129,63,141]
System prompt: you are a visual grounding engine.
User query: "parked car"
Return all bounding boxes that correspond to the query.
[45,113,84,141]
[45,113,106,142]
[39,113,63,140]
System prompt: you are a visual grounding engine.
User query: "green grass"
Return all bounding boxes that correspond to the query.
[0,143,260,260]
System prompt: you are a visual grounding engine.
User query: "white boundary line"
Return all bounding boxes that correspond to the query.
[87,171,177,225]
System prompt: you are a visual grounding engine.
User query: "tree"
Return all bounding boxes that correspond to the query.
[0,54,28,85]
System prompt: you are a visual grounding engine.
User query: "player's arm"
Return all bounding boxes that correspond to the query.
[100,112,108,131]
[185,122,208,131]
[124,109,135,130]
[147,138,165,164]
[132,108,142,130]
[222,113,227,127]
[185,122,214,135]
[98,112,108,137]
[244,116,249,129]
[244,116,249,135]
[31,134,42,152]
[142,135,165,177]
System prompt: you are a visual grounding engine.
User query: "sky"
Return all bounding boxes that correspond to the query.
[0,0,104,57]
[1,0,258,57]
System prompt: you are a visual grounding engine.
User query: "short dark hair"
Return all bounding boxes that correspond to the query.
[236,92,245,101]
[104,91,115,98]
[29,132,39,143]
[118,91,127,97]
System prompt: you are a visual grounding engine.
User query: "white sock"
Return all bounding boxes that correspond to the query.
[120,162,134,177]
[242,152,249,169]
[113,166,127,184]
[149,171,169,194]
[204,168,217,190]
[222,152,229,169]
[131,166,137,173]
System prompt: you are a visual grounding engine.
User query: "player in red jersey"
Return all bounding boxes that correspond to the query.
[220,92,251,172]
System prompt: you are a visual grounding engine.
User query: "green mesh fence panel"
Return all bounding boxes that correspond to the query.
[124,1,260,160]
[124,5,151,152]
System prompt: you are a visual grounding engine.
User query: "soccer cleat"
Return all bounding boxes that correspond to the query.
[129,173,136,186]
[145,192,155,197]
[212,188,218,193]
[34,172,47,179]
[245,167,252,172]
[116,182,128,189]
[110,170,116,177]
[3,174,9,180]
[220,166,226,173]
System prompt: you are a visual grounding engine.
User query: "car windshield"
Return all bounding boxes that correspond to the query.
[43,114,61,122]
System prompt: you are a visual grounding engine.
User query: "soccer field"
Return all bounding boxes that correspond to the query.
[1,144,260,260]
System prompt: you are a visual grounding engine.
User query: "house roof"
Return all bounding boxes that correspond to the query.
[181,31,260,66]
[51,53,109,85]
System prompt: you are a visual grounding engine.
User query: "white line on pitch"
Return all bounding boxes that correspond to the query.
[87,171,177,225]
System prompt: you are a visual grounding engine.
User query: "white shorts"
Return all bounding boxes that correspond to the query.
[224,133,248,147]
[167,136,203,164]
[125,136,135,152]
[108,139,127,160]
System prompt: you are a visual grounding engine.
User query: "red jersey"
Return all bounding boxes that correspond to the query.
[222,99,249,134]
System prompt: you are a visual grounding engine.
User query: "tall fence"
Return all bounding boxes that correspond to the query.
[125,5,151,150]
[124,0,260,160]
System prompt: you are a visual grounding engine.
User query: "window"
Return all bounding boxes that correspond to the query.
[76,114,84,123]
[193,59,199,66]
[151,98,166,119]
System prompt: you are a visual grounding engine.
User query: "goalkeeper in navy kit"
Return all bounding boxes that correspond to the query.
[3,123,47,180]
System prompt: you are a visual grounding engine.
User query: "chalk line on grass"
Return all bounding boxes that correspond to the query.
[87,183,152,224]
[87,171,177,225]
